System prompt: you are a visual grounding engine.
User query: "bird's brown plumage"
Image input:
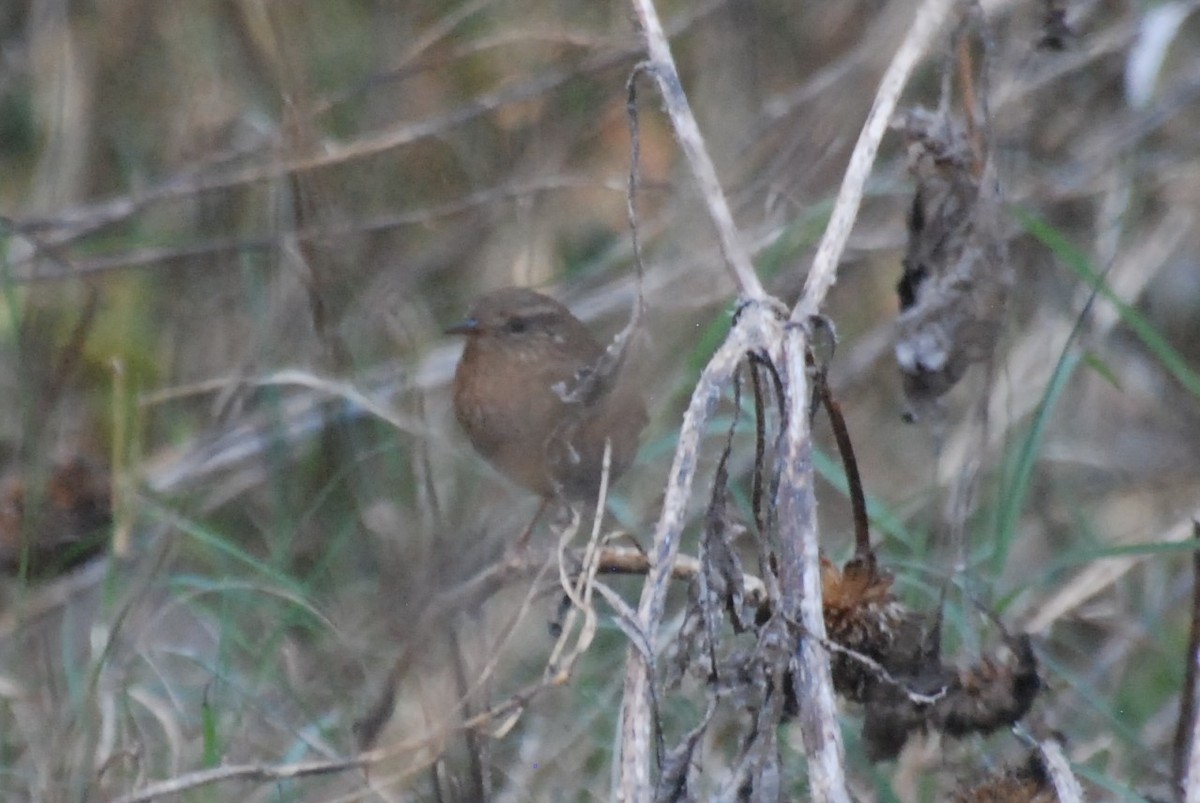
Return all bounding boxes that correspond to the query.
[448,287,646,502]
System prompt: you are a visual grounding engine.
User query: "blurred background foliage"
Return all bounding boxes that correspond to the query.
[1,0,1199,800]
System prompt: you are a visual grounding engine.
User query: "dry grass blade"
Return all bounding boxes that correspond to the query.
[1023,513,1200,633]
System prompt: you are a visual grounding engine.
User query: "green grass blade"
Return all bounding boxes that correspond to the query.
[1014,206,1200,398]
[991,350,1079,573]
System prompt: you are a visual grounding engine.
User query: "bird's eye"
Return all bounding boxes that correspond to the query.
[504,317,528,334]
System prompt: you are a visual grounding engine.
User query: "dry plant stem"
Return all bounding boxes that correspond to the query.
[594,545,769,607]
[110,358,132,556]
[956,31,985,175]
[816,379,870,558]
[794,0,957,321]
[22,176,629,282]
[1178,520,1200,801]
[626,0,763,299]
[1038,739,1084,803]
[750,364,771,534]
[548,504,599,678]
[618,0,965,796]
[774,325,850,803]
[757,0,955,794]
[616,306,777,802]
[108,756,375,803]
[448,624,490,802]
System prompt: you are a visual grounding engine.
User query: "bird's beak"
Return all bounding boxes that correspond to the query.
[444,317,478,336]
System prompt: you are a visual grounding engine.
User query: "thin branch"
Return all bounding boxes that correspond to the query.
[109,756,374,803]
[626,0,764,299]
[794,0,957,321]
[774,323,849,803]
[750,363,770,536]
[595,545,768,609]
[449,623,490,802]
[11,176,632,283]
[1177,520,1200,801]
[626,68,650,315]
[1038,738,1084,803]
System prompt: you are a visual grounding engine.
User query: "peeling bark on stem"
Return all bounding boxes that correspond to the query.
[775,324,851,803]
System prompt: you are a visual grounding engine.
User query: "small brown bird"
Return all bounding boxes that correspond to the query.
[447,287,647,503]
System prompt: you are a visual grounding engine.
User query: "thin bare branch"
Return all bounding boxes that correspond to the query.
[109,756,373,803]
[626,0,764,299]
[1178,520,1200,801]
[12,176,631,283]
[794,0,957,321]
[774,323,850,802]
[1038,738,1085,803]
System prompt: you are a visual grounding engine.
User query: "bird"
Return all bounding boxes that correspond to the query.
[446,287,647,504]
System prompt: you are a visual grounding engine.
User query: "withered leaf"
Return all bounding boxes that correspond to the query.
[892,107,1012,418]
